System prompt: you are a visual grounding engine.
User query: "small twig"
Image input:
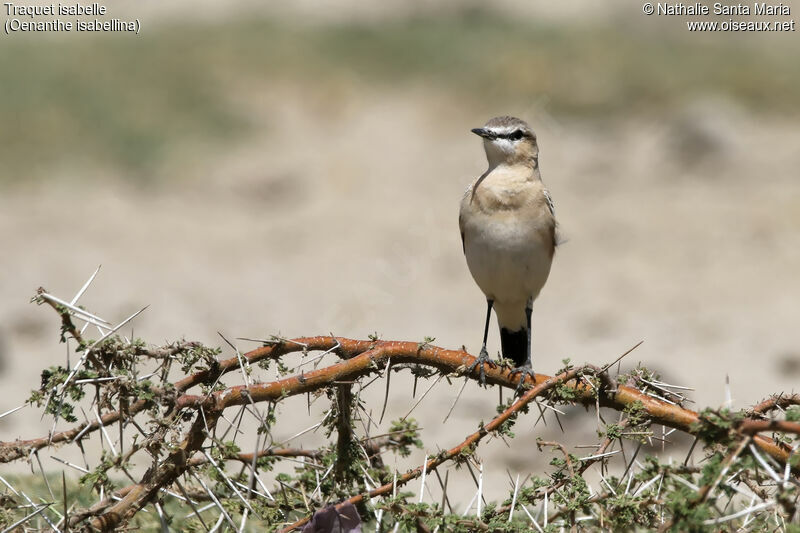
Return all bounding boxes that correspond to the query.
[599,340,644,373]
[537,440,575,477]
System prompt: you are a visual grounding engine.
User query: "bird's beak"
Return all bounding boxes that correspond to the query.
[471,128,495,140]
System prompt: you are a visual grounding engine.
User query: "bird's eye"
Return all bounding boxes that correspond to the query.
[510,130,524,140]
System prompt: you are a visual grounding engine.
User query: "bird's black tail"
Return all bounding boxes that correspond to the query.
[500,327,528,367]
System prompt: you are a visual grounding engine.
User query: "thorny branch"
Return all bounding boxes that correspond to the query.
[278,364,594,532]
[749,393,800,416]
[2,315,798,531]
[5,336,792,465]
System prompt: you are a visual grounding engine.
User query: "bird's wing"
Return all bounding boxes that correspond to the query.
[458,184,475,255]
[543,188,556,217]
[458,210,466,254]
[541,187,564,248]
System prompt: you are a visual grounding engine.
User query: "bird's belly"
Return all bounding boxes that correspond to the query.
[463,216,552,303]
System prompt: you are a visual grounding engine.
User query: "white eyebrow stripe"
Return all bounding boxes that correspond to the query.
[486,126,518,136]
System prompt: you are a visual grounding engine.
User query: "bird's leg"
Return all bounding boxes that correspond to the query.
[467,299,494,386]
[482,299,494,356]
[512,301,536,395]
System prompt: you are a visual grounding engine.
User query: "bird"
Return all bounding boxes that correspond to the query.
[458,116,557,388]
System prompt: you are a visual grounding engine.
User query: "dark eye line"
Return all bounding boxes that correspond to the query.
[494,129,525,140]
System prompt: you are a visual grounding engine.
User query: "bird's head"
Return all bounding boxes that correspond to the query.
[471,116,538,169]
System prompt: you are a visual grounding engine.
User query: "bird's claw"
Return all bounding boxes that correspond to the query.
[510,364,537,396]
[467,348,494,387]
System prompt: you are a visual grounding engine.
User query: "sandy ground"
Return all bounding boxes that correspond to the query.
[1,83,799,502]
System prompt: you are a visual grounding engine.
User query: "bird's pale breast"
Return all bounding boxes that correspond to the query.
[459,171,555,305]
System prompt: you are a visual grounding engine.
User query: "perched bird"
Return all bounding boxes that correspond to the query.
[458,116,557,387]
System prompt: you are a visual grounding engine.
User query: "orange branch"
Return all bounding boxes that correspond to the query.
[0,337,369,463]
[749,393,800,416]
[739,419,800,436]
[179,338,791,468]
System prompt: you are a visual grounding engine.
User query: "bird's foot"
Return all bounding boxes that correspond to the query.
[510,364,537,396]
[466,347,494,387]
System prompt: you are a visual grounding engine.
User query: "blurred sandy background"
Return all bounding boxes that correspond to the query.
[1,0,799,504]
